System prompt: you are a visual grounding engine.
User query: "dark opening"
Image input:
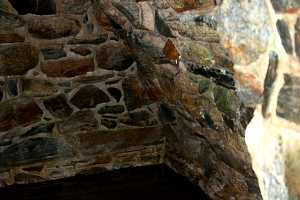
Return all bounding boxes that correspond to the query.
[8,0,56,15]
[0,165,211,200]
[108,87,122,102]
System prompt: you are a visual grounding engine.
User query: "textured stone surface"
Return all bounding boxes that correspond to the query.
[0,138,72,169]
[0,97,42,132]
[0,1,266,199]
[271,0,300,12]
[59,0,91,14]
[98,105,125,114]
[22,79,58,97]
[295,17,300,61]
[44,94,73,119]
[41,48,67,60]
[216,0,272,65]
[276,19,293,54]
[41,58,94,77]
[70,85,110,109]
[26,15,80,39]
[96,41,134,71]
[58,110,98,135]
[277,74,300,123]
[0,43,39,76]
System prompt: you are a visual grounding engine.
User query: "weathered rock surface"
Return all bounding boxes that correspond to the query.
[41,58,94,77]
[0,97,42,132]
[70,85,110,109]
[96,41,134,71]
[44,94,73,119]
[0,1,268,200]
[26,15,80,39]
[0,43,39,76]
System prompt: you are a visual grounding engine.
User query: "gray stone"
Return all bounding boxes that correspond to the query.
[7,79,18,97]
[98,105,125,114]
[0,138,72,169]
[277,74,300,123]
[22,123,55,138]
[101,119,117,129]
[271,0,300,12]
[295,17,300,61]
[276,19,293,54]
[58,110,98,135]
[41,48,67,60]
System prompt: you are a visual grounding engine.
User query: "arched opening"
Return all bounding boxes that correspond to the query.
[8,0,56,15]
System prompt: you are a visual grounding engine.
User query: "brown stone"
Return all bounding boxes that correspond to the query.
[41,58,94,77]
[58,110,98,135]
[0,97,43,132]
[96,40,134,71]
[70,85,110,109]
[22,79,58,97]
[0,101,16,132]
[26,15,80,39]
[44,94,73,119]
[122,76,162,111]
[0,31,24,43]
[59,0,92,14]
[14,97,43,127]
[73,74,114,85]
[70,47,92,56]
[0,43,39,76]
[78,127,164,155]
[168,0,215,12]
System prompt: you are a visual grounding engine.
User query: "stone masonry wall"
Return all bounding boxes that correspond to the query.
[0,1,262,200]
[0,0,165,186]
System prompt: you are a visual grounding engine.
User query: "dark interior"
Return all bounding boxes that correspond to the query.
[8,0,56,15]
[0,165,211,200]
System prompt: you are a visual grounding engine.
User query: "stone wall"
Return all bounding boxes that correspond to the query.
[210,0,300,199]
[0,1,262,200]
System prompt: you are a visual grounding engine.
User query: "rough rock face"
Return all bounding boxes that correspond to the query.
[213,1,300,200]
[0,0,264,200]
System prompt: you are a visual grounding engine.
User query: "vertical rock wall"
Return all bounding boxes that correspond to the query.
[215,0,300,199]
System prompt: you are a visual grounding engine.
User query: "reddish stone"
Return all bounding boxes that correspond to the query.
[122,76,162,111]
[0,32,24,43]
[0,101,16,132]
[0,43,39,76]
[26,15,80,39]
[70,47,91,56]
[96,40,134,71]
[0,97,43,132]
[41,58,94,77]
[14,97,43,127]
